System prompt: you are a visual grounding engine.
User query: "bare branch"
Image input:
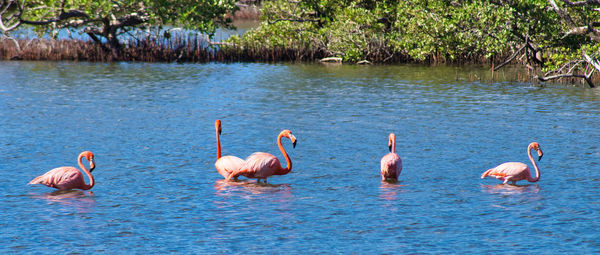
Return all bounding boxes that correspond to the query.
[1,1,13,15]
[268,18,319,25]
[550,0,577,28]
[561,0,600,6]
[61,18,101,28]
[544,59,583,76]
[0,36,20,51]
[584,53,600,73]
[535,73,595,87]
[563,26,589,36]
[566,60,584,74]
[562,23,600,40]
[494,44,525,71]
[535,53,599,88]
[0,0,23,33]
[20,9,89,25]
[112,12,148,28]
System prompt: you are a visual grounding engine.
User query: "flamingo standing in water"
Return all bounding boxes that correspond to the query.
[226,129,297,183]
[481,142,544,184]
[28,151,96,190]
[380,133,402,181]
[214,119,245,180]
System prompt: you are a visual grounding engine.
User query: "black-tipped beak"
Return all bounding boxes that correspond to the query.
[538,154,543,161]
[218,129,222,136]
[293,140,297,148]
[388,145,392,152]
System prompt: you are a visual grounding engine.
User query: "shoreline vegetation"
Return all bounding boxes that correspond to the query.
[0,0,599,87]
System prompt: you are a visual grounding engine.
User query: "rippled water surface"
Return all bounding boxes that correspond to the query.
[1,61,599,253]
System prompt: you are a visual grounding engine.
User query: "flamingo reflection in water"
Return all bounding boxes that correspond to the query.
[378,181,406,201]
[214,179,292,198]
[480,183,541,195]
[30,190,97,212]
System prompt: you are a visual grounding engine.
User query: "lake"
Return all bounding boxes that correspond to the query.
[0,61,599,253]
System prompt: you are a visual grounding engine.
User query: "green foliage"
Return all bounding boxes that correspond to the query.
[152,0,238,34]
[18,0,238,44]
[230,0,597,69]
[322,4,380,61]
[232,0,524,61]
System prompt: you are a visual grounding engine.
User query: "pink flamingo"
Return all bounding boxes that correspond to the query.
[225,129,297,183]
[380,133,402,181]
[481,142,544,184]
[214,119,245,180]
[28,151,96,190]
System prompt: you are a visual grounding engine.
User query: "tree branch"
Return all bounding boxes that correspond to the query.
[111,12,148,28]
[494,44,526,71]
[544,60,583,76]
[268,18,319,25]
[584,53,600,73]
[0,0,24,33]
[550,0,577,28]
[561,0,600,6]
[1,36,21,52]
[535,73,595,87]
[20,9,88,25]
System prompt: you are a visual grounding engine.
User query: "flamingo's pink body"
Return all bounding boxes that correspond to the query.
[481,142,543,184]
[29,151,96,190]
[226,130,297,183]
[214,120,245,180]
[380,133,402,181]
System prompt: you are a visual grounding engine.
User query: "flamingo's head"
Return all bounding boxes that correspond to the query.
[81,151,95,172]
[388,133,396,152]
[215,119,222,135]
[281,129,297,148]
[530,142,543,161]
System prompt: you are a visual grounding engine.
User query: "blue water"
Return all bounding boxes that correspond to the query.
[1,61,599,253]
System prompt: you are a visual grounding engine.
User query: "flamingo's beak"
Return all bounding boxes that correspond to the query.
[388,144,392,152]
[537,149,543,161]
[89,158,96,172]
[218,128,222,136]
[290,135,297,148]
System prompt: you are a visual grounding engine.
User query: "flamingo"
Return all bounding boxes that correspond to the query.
[214,119,245,180]
[481,142,544,184]
[226,129,297,183]
[380,133,402,181]
[28,151,96,190]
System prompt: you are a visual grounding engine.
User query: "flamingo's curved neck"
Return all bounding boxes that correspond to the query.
[526,145,540,182]
[391,138,396,154]
[78,154,94,190]
[277,133,292,175]
[216,128,222,160]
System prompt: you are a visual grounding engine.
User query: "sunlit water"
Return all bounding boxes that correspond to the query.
[1,61,599,253]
